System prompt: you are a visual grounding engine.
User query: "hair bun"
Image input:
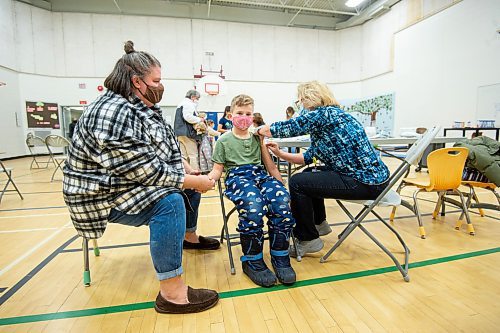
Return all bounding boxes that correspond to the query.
[124,41,135,54]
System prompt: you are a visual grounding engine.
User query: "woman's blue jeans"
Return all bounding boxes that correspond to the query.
[108,192,186,281]
[184,189,201,233]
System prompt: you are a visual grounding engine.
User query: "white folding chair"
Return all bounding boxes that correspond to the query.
[320,127,441,282]
[0,160,24,204]
[26,133,53,169]
[45,135,71,182]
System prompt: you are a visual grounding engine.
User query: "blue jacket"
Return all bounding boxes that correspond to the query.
[270,105,389,185]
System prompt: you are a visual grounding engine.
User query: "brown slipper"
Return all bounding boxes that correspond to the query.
[183,236,221,250]
[154,287,219,314]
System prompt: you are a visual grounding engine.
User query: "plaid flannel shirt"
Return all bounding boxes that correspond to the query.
[270,105,390,185]
[63,90,185,239]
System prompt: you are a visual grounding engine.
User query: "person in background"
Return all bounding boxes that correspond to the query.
[208,94,296,287]
[206,119,220,137]
[285,106,296,120]
[249,112,265,134]
[174,90,204,171]
[173,94,220,251]
[197,119,219,174]
[63,41,219,314]
[256,81,390,258]
[68,118,78,139]
[218,106,233,134]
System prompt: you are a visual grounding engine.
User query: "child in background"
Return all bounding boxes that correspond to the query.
[218,106,233,134]
[249,112,265,134]
[208,94,296,287]
[198,118,219,174]
[206,119,220,138]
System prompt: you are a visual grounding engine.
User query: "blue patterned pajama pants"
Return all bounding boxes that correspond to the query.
[224,164,295,236]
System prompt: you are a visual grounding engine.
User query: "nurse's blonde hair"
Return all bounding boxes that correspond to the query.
[297,81,339,108]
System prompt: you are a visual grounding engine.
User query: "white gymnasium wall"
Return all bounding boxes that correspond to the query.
[1,0,499,157]
[390,0,500,131]
[5,1,363,83]
[0,0,23,158]
[0,67,24,158]
[0,0,16,69]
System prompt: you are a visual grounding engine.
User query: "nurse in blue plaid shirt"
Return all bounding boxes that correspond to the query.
[63,41,219,314]
[257,81,390,258]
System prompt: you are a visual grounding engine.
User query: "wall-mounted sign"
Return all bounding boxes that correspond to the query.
[26,101,60,129]
[79,100,87,105]
[78,83,86,89]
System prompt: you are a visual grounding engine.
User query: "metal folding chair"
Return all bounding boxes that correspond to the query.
[26,133,53,169]
[0,160,24,204]
[218,179,238,275]
[82,237,100,286]
[320,127,441,282]
[45,135,71,182]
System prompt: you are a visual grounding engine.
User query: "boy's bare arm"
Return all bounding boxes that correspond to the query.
[208,163,224,181]
[260,138,283,183]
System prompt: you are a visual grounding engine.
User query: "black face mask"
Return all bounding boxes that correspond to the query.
[140,79,164,104]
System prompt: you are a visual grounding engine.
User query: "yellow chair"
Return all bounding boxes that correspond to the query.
[390,147,473,238]
[460,181,499,218]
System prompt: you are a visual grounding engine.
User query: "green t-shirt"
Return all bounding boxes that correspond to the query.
[212,132,262,170]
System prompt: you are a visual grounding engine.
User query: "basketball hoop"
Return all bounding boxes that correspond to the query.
[194,65,227,96]
[195,66,227,97]
[205,83,220,96]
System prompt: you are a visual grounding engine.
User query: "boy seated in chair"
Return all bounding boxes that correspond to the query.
[208,94,296,287]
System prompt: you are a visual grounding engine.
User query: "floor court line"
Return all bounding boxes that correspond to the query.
[0,207,485,307]
[0,222,72,278]
[0,196,220,213]
[0,226,73,234]
[1,247,499,326]
[0,212,69,220]
[2,190,63,196]
[0,235,79,307]
[0,210,443,306]
[0,206,67,213]
[58,211,437,253]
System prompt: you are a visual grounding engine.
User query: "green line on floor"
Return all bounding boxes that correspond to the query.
[1,246,499,326]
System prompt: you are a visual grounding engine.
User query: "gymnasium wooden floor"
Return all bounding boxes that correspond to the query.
[0,156,499,332]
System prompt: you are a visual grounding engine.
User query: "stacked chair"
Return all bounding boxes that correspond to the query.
[45,134,71,181]
[26,133,53,169]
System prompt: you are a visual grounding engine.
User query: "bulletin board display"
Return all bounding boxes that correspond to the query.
[26,101,60,129]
